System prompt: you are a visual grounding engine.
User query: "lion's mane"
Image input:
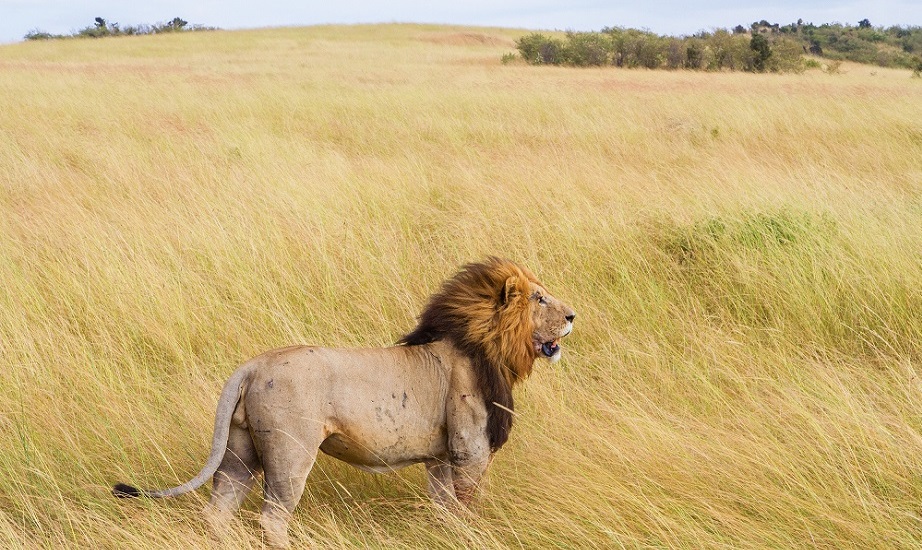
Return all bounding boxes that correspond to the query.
[398,257,540,451]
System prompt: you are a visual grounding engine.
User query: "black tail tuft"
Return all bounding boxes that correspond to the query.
[112,483,142,498]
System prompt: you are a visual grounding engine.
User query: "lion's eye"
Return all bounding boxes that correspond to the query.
[538,296,547,305]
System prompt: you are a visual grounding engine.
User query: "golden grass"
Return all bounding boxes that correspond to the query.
[1,23,922,548]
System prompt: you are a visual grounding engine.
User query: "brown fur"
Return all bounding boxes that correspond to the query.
[399,257,541,451]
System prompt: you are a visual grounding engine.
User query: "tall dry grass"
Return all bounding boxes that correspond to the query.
[1,23,922,548]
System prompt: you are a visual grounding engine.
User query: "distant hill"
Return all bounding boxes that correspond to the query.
[749,19,922,69]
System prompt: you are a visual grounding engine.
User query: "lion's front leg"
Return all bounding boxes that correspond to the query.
[450,450,491,506]
[446,384,492,509]
[425,460,456,506]
[426,455,489,510]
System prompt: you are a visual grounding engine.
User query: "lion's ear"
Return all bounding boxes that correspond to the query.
[502,276,521,305]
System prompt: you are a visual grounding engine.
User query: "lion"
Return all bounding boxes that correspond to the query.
[112,257,575,547]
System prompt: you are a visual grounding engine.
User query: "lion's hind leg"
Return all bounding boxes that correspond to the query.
[204,424,261,537]
[256,425,323,548]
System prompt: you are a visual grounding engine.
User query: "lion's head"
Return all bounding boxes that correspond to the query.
[399,257,575,450]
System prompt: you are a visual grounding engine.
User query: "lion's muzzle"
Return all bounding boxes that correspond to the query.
[541,340,560,357]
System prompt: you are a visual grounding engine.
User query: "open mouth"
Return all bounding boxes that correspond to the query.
[540,339,561,357]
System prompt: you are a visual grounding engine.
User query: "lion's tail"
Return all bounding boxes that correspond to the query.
[112,365,251,500]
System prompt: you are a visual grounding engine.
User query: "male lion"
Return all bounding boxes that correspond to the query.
[113,257,575,547]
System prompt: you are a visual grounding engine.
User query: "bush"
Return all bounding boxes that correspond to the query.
[665,39,684,69]
[77,17,113,38]
[623,29,663,68]
[685,41,704,69]
[154,17,189,33]
[515,33,564,65]
[749,34,772,72]
[510,22,922,71]
[804,58,822,69]
[510,24,825,73]
[24,16,215,41]
[24,30,58,40]
[766,37,805,73]
[513,27,801,73]
[563,31,610,66]
[706,29,731,70]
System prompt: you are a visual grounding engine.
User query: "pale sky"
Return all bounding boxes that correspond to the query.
[1,1,920,44]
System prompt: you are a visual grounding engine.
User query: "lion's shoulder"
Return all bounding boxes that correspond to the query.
[398,257,541,451]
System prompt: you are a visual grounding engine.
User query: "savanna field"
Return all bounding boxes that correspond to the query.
[2,23,922,548]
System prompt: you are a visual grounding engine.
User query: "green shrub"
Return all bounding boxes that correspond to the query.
[515,33,565,65]
[157,17,188,32]
[24,16,215,41]
[510,22,894,72]
[656,210,838,329]
[23,30,58,40]
[685,41,704,69]
[749,34,772,72]
[665,39,684,69]
[511,22,922,71]
[706,29,738,70]
[766,37,805,73]
[563,31,610,66]
[623,29,663,68]
[662,210,833,265]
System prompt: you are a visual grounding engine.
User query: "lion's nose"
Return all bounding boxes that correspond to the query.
[565,313,576,323]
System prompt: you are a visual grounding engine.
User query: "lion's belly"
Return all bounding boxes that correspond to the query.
[322,382,450,468]
[319,431,445,471]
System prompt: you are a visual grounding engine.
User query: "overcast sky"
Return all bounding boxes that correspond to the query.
[2,1,921,44]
